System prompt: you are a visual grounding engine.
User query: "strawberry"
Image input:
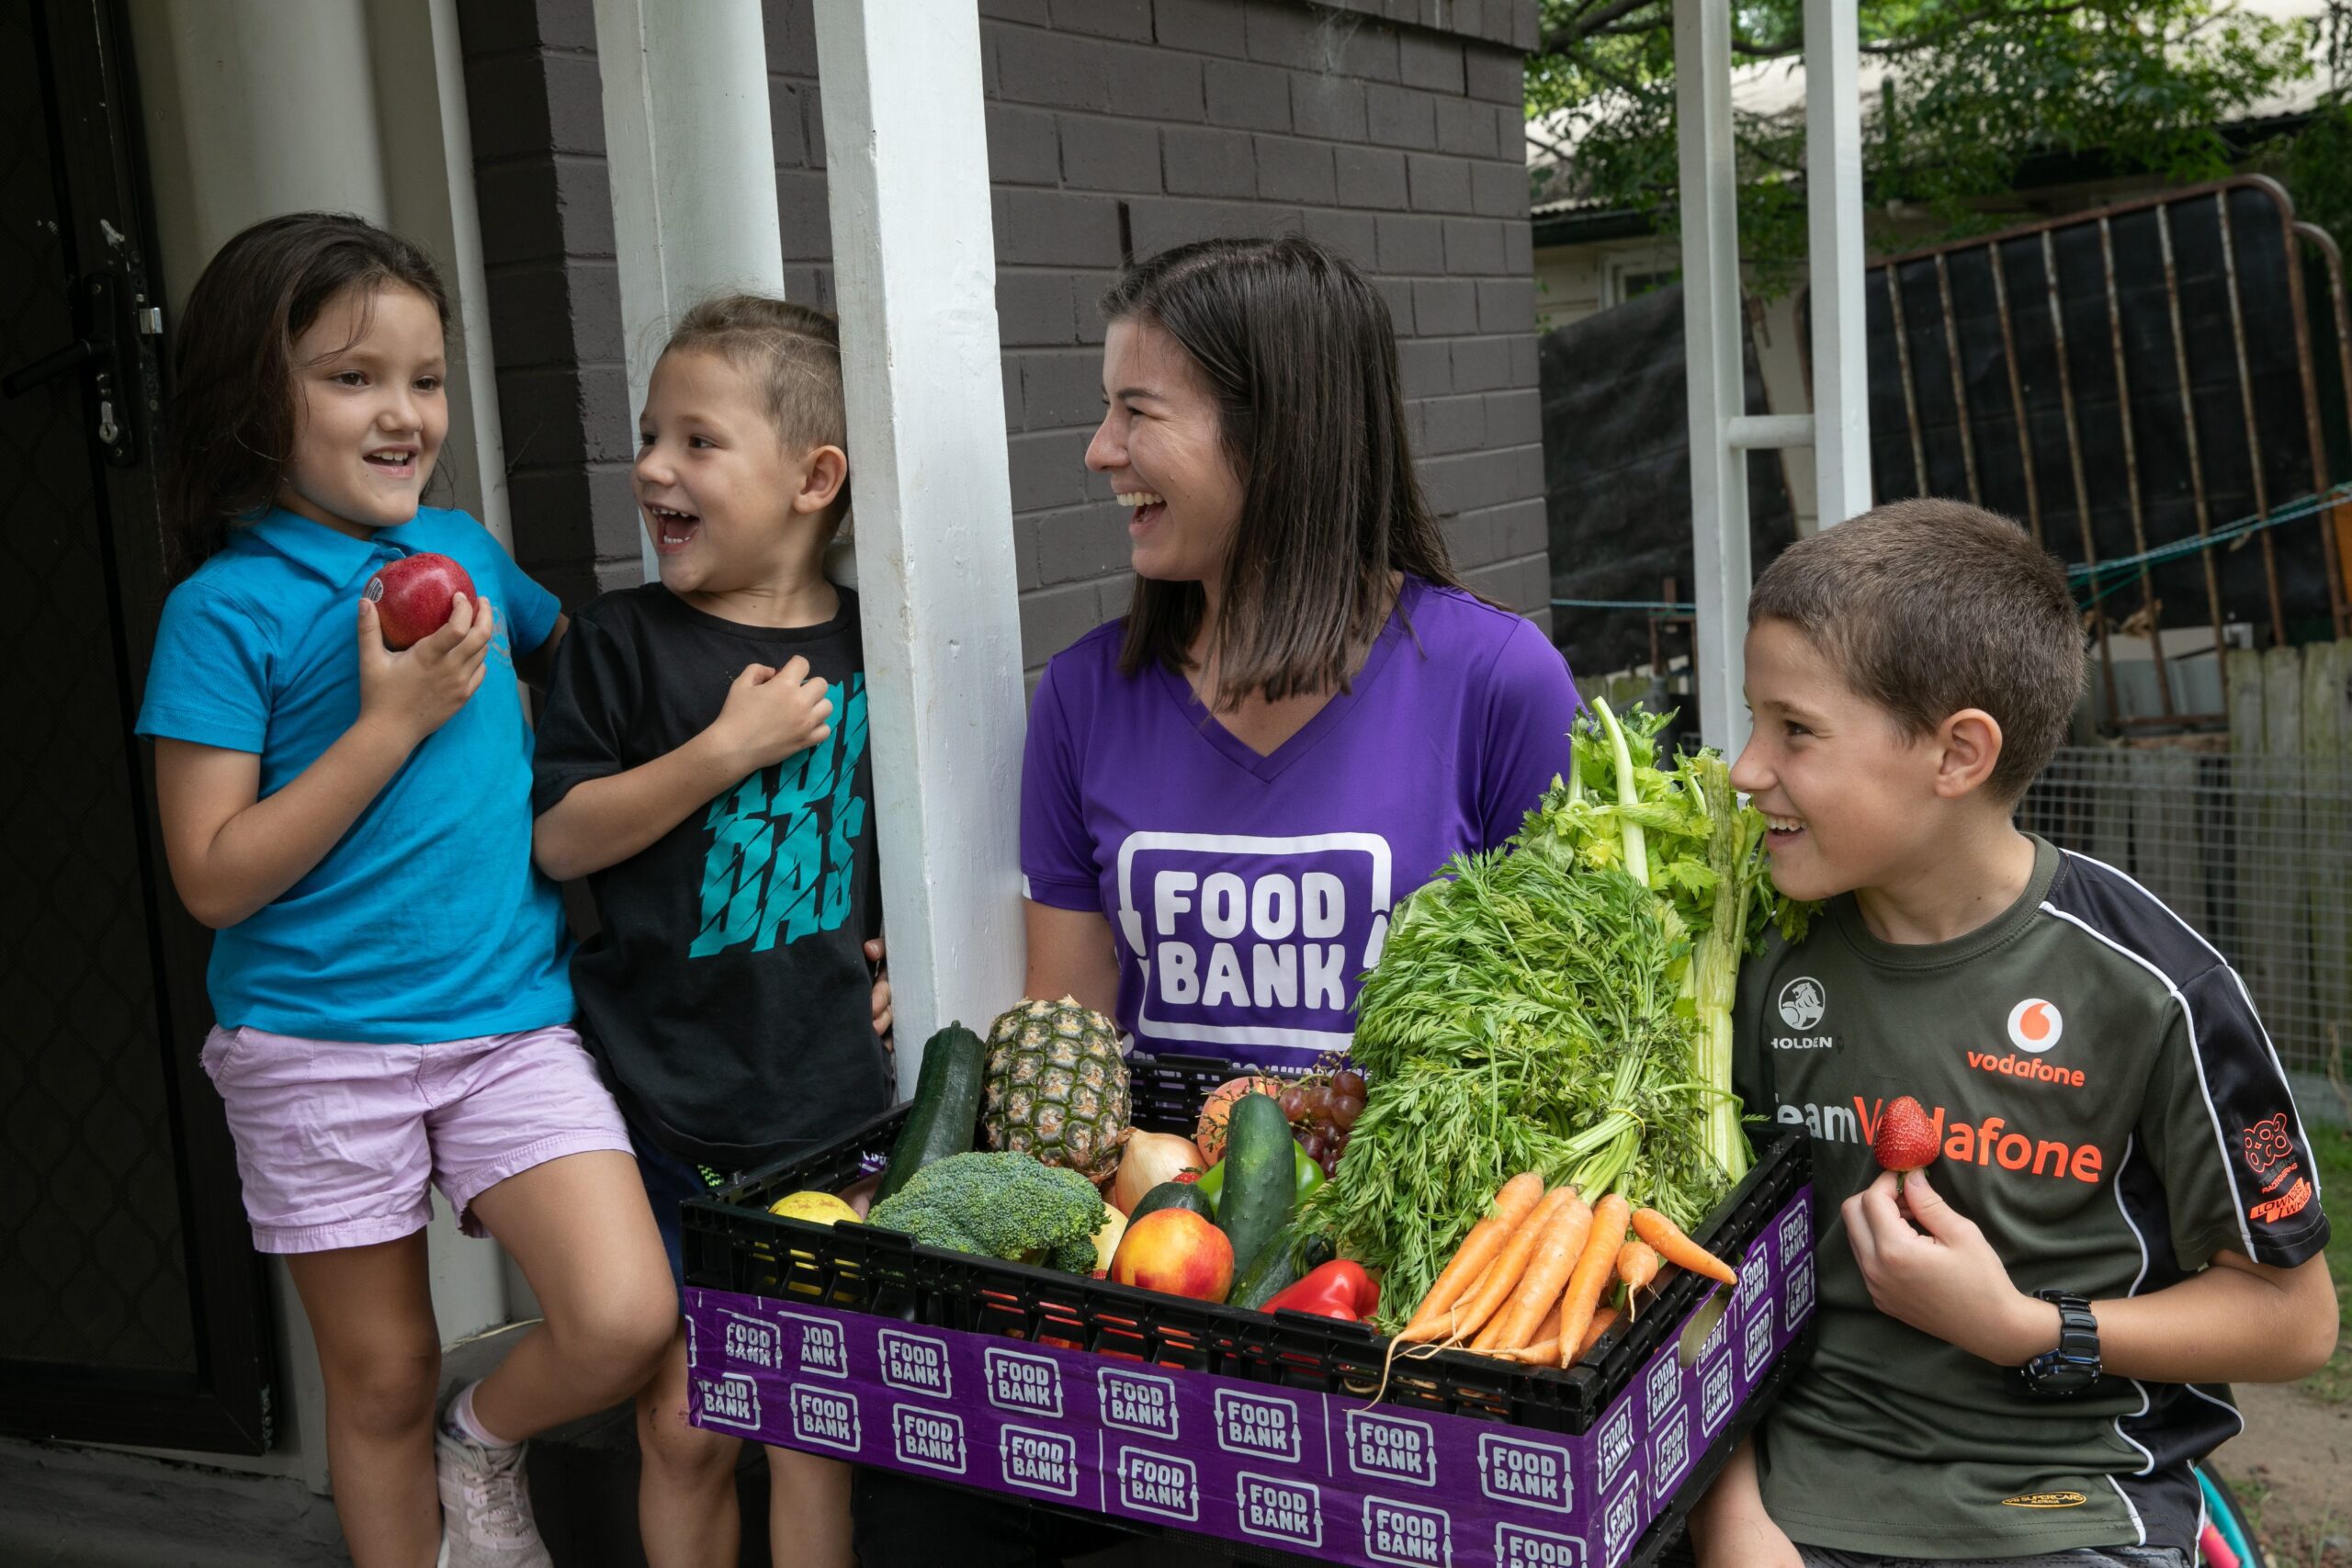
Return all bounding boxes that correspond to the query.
[1871,1096,1939,1189]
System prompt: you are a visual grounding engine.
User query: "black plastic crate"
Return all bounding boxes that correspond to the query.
[681,1055,1810,1435]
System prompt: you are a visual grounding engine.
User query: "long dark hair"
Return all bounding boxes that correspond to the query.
[1101,236,1461,706]
[162,212,452,579]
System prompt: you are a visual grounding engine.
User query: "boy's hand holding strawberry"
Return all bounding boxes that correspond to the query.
[1845,1100,2059,1367]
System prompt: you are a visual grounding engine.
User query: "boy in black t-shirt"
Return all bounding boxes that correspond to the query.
[1690,501,2335,1568]
[531,296,888,1568]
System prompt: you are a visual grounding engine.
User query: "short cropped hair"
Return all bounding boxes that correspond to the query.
[1747,499,2085,798]
[664,294,849,534]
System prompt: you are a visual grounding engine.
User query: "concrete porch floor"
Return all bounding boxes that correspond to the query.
[0,1329,1226,1567]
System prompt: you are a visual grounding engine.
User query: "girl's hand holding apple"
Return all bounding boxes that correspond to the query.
[356,590,495,748]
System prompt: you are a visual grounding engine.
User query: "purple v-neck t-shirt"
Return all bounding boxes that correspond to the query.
[1021,578,1579,1073]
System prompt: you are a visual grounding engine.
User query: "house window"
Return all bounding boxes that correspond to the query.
[1604,256,1675,309]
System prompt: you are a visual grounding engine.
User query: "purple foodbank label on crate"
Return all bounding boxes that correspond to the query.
[684,1185,1813,1568]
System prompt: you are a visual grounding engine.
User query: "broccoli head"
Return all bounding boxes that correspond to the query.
[865,1151,1103,1272]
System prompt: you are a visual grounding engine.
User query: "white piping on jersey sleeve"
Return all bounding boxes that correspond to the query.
[2039,901,2258,1258]
[2058,850,2323,1208]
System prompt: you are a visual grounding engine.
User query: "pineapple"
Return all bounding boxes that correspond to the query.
[982,997,1130,1184]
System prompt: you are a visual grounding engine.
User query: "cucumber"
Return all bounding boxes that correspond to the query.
[1228,1235,1301,1310]
[1128,1181,1215,1224]
[876,1023,986,1201]
[1216,1093,1294,1282]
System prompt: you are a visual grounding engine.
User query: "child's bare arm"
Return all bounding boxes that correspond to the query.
[534,656,832,882]
[1845,1167,2339,1382]
[514,612,570,692]
[2084,1247,2337,1383]
[155,595,495,928]
[1689,1438,1802,1568]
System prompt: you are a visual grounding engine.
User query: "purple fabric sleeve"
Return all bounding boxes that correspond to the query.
[1473,615,1581,848]
[1020,652,1106,912]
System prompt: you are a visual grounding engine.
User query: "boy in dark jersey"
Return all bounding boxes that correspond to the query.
[1691,499,2335,1568]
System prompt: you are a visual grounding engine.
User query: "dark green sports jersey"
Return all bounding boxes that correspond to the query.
[1732,835,2329,1560]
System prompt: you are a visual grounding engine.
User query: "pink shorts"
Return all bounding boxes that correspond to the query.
[198,1022,632,1255]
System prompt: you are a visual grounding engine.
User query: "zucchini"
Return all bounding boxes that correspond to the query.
[1128,1181,1215,1224]
[1228,1235,1301,1310]
[1216,1093,1294,1282]
[876,1023,986,1201]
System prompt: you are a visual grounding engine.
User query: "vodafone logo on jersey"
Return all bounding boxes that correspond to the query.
[2006,998,2064,1054]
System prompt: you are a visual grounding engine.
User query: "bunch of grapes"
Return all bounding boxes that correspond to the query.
[1280,1067,1366,1179]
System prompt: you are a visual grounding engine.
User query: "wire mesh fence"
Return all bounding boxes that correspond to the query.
[2019,746,2352,1108]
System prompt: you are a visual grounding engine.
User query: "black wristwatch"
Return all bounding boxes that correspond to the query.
[2009,1291,2101,1397]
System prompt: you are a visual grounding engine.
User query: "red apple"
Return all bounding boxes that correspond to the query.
[1108,1209,1234,1303]
[366,553,476,649]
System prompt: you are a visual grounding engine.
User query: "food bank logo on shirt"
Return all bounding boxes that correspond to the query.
[690,675,868,958]
[1116,831,1392,1056]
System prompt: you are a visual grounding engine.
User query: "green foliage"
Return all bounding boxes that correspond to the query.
[1529,0,2314,294]
[865,1151,1105,1273]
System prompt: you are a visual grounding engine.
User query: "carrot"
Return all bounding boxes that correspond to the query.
[1397,1174,1544,1339]
[1616,1240,1661,1313]
[1575,1304,1620,1362]
[1441,1186,1576,1343]
[1555,1193,1631,1369]
[1475,1191,1590,1351]
[1532,1297,1563,1348]
[1632,1206,1738,1286]
[1499,1304,1614,1369]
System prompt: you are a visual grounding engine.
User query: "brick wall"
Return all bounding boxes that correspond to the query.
[465,0,1548,666]
[457,0,641,607]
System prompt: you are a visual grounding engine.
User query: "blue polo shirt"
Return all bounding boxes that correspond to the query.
[136,507,574,1043]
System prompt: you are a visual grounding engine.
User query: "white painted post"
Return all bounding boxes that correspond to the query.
[1804,0,1871,525]
[1674,0,1752,754]
[592,0,787,579]
[813,0,1027,1091]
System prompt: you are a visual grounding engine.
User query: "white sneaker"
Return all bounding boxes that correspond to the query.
[434,1424,552,1568]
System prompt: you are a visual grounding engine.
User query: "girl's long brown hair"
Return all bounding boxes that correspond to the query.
[1100,236,1462,707]
[162,212,451,579]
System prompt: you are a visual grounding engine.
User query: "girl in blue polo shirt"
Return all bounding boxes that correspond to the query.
[135,213,673,1568]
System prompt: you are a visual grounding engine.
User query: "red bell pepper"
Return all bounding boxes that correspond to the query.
[1262,1259,1379,1321]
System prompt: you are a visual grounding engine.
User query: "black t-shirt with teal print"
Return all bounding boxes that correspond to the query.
[1730,834,2329,1561]
[531,582,889,1169]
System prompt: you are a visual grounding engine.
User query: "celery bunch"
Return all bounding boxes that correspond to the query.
[1515,700,1809,1183]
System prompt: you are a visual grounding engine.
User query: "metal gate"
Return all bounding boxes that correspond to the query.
[0,0,271,1452]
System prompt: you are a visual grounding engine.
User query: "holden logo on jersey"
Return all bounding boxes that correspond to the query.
[2006,998,2064,1054]
[1778,977,1826,1030]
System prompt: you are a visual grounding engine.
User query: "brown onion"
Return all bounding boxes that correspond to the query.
[1109,1129,1208,1214]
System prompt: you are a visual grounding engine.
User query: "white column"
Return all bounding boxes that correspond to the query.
[813,0,1026,1092]
[364,0,514,547]
[1804,0,1871,525]
[1674,0,1752,754]
[129,0,390,299]
[592,0,787,578]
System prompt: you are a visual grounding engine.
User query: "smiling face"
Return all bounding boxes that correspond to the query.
[1729,616,1951,904]
[1086,318,1246,586]
[633,346,831,606]
[276,283,447,536]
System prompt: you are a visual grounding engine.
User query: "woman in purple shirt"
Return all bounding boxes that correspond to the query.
[858,236,1579,1568]
[1020,236,1580,1068]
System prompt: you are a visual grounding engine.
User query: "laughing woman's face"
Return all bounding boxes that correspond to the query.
[1087,318,1245,585]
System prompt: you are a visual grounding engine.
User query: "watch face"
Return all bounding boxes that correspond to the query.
[2031,1359,2100,1394]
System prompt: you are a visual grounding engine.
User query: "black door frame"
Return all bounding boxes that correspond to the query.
[2,0,273,1455]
